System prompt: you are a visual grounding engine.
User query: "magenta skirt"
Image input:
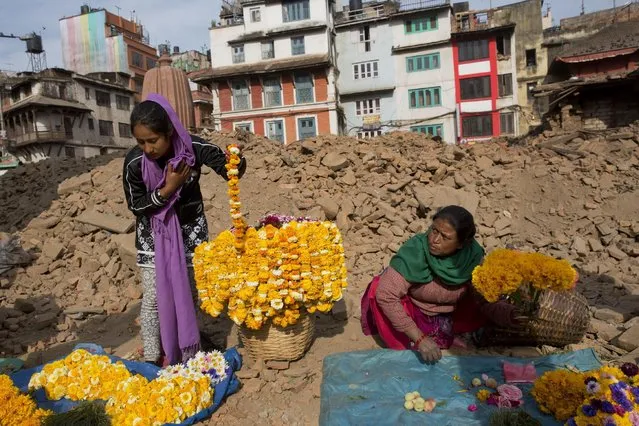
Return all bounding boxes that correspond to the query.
[360,275,454,350]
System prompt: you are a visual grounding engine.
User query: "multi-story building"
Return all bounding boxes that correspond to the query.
[1,68,134,160]
[170,47,211,73]
[451,7,519,142]
[335,0,455,141]
[59,5,158,98]
[192,0,339,144]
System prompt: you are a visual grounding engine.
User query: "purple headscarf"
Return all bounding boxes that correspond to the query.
[141,93,200,364]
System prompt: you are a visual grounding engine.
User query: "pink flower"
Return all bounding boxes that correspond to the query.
[468,404,478,412]
[497,384,523,401]
[497,396,512,408]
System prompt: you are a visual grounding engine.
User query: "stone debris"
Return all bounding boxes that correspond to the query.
[0,125,637,423]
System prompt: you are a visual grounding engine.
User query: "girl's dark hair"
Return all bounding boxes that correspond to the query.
[130,100,173,137]
[433,205,476,246]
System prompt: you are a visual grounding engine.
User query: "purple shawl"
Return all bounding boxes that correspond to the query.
[141,93,200,364]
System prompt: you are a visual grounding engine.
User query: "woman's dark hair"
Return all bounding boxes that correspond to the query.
[130,100,173,137]
[432,205,476,246]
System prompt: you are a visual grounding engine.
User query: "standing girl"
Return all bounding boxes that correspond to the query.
[123,93,246,365]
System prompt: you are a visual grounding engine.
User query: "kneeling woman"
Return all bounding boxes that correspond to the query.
[361,205,515,362]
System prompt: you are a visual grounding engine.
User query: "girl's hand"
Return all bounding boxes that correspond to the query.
[165,161,191,192]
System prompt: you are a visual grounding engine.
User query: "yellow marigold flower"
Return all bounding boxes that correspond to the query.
[476,389,491,402]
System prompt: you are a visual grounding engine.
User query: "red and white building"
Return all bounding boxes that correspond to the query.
[192,0,338,144]
[451,9,519,143]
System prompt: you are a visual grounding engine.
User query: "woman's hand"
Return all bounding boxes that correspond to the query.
[163,162,191,195]
[417,337,442,363]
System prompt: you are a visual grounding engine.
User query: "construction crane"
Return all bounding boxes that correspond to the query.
[0,31,47,73]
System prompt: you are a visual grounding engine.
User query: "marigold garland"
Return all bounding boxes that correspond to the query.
[194,148,348,329]
[194,220,348,329]
[225,144,247,252]
[0,374,52,426]
[472,249,577,303]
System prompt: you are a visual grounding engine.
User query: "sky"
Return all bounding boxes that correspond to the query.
[0,0,613,73]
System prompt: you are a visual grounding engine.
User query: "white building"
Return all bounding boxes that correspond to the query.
[192,0,339,144]
[391,1,456,142]
[335,0,456,142]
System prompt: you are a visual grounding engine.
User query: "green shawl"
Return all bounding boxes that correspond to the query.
[389,233,484,285]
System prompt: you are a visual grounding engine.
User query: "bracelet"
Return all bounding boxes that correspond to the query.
[412,334,428,349]
[155,189,168,204]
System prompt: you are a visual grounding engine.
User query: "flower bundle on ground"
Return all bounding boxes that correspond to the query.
[28,349,132,401]
[532,363,639,425]
[0,374,51,426]
[194,146,348,330]
[27,349,225,426]
[472,249,577,303]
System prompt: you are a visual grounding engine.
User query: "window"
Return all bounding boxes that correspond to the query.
[232,45,245,64]
[359,26,371,52]
[526,49,537,67]
[527,82,537,101]
[266,119,285,143]
[497,35,511,56]
[357,130,383,139]
[132,51,143,68]
[88,118,94,131]
[146,58,156,69]
[411,124,443,138]
[291,36,305,55]
[96,91,111,107]
[298,117,317,140]
[118,122,132,138]
[353,61,379,80]
[498,74,513,97]
[282,0,310,22]
[116,95,130,111]
[458,39,489,62]
[250,7,261,22]
[235,122,252,132]
[261,41,275,60]
[85,88,90,100]
[406,53,440,72]
[134,78,143,93]
[294,73,314,104]
[408,87,441,108]
[355,98,380,116]
[98,120,114,137]
[462,115,493,137]
[263,77,282,107]
[500,112,515,135]
[460,76,491,100]
[405,15,438,33]
[231,80,250,110]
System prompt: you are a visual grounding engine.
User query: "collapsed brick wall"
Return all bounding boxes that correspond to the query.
[559,3,639,32]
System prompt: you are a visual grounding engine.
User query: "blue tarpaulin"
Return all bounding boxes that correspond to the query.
[320,348,602,426]
[9,343,241,425]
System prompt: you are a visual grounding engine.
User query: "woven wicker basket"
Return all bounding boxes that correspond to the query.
[477,289,590,347]
[238,312,315,361]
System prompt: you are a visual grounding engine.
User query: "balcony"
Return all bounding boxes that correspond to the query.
[9,130,68,147]
[453,10,499,33]
[335,4,388,25]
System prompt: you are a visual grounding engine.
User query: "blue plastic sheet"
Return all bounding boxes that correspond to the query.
[10,343,241,425]
[320,348,602,426]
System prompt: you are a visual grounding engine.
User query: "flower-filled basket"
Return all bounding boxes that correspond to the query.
[472,249,589,347]
[193,146,348,361]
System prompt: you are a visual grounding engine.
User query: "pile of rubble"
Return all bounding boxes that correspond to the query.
[0,126,638,414]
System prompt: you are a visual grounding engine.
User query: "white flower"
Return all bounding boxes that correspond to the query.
[272,269,283,277]
[270,299,284,310]
[231,213,243,219]
[229,146,240,155]
[228,169,239,176]
[290,291,304,301]
[246,281,259,287]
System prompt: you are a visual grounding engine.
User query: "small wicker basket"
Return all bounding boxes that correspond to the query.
[477,289,590,347]
[238,312,316,361]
